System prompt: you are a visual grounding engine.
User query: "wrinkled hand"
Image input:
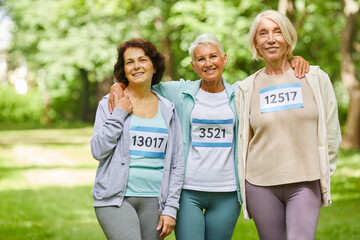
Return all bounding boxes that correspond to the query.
[157,215,176,239]
[290,56,310,79]
[113,92,133,114]
[108,82,127,114]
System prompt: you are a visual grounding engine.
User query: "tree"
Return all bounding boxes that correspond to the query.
[3,0,353,133]
[278,0,296,22]
[4,0,136,122]
[340,0,360,148]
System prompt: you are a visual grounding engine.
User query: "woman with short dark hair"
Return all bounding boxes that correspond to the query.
[114,38,165,86]
[91,38,184,240]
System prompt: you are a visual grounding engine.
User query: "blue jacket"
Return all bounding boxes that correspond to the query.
[152,78,242,204]
[91,92,184,219]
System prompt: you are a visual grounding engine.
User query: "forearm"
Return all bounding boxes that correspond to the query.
[162,113,185,218]
[324,77,341,175]
[91,106,128,161]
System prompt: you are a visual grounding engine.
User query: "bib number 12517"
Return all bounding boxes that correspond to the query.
[260,83,303,113]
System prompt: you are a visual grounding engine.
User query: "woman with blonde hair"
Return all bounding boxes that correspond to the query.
[235,10,341,239]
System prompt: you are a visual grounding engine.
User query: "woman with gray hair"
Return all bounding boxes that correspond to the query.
[109,33,309,240]
[235,10,341,240]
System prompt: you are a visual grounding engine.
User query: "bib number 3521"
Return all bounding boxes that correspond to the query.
[191,118,233,148]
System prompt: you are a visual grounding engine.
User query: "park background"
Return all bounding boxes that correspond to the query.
[0,0,359,239]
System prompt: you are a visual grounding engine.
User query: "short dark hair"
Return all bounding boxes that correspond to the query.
[114,38,165,86]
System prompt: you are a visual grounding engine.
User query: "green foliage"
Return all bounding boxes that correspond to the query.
[0,86,44,124]
[46,74,86,122]
[294,0,345,82]
[2,0,355,125]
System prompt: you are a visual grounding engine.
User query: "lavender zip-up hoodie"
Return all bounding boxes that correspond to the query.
[91,92,184,219]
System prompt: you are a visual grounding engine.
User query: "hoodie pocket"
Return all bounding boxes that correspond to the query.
[92,173,110,199]
[93,161,126,200]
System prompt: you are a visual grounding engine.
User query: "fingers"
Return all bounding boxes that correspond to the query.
[156,218,163,231]
[109,83,125,113]
[108,91,114,114]
[297,60,304,79]
[299,59,310,78]
[159,224,174,239]
[294,58,301,79]
[158,216,175,239]
[291,56,309,79]
[157,218,167,239]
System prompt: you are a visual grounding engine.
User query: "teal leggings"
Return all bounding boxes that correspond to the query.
[175,190,240,240]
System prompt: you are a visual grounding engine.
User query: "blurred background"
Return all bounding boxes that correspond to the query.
[0,0,359,239]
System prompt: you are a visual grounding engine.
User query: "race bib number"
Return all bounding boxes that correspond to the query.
[260,83,303,113]
[191,118,233,147]
[130,126,168,158]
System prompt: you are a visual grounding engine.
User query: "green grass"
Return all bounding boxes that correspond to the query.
[0,126,359,239]
[0,186,102,240]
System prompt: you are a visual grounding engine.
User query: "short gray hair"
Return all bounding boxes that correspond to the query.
[188,33,225,61]
[247,10,297,60]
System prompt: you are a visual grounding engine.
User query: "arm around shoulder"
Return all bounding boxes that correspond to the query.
[152,80,185,102]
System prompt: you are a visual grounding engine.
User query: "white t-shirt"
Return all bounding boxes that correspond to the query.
[183,88,237,192]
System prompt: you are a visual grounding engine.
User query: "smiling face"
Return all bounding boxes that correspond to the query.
[190,43,227,83]
[255,17,289,63]
[124,47,156,86]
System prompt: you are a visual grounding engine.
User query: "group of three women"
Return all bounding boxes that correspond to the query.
[91,10,341,240]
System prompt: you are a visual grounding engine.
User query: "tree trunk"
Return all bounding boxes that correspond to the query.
[162,35,175,82]
[155,0,176,82]
[80,68,90,122]
[278,0,295,22]
[96,76,114,103]
[42,89,50,125]
[341,0,360,148]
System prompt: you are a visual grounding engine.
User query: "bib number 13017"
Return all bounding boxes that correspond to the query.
[260,83,303,113]
[132,135,165,148]
[129,126,168,158]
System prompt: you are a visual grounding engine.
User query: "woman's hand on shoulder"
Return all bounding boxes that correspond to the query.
[108,82,127,113]
[113,93,133,114]
[290,56,310,79]
[157,215,176,239]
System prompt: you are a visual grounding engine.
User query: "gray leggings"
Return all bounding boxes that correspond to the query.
[246,180,321,240]
[95,197,161,240]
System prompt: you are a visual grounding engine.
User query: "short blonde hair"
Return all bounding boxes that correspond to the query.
[188,33,225,62]
[247,10,297,60]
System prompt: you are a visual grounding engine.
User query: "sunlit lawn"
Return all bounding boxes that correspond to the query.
[0,126,359,239]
